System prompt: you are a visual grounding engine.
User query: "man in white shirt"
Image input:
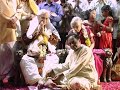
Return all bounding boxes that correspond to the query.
[20,9,60,85]
[45,33,99,90]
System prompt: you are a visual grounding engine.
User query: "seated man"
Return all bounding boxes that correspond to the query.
[20,9,60,85]
[45,33,99,90]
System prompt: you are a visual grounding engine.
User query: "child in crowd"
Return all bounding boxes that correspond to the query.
[97,5,113,50]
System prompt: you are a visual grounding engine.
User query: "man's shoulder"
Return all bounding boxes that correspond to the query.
[52,2,62,7]
[81,44,92,52]
[38,2,46,7]
[81,44,88,48]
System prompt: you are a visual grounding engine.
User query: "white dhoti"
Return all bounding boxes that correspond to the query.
[0,41,15,80]
[20,54,42,85]
[42,53,59,78]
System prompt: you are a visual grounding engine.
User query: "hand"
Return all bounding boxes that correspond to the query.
[50,12,57,17]
[46,69,55,78]
[96,21,102,26]
[27,50,39,57]
[26,16,32,20]
[38,21,45,34]
[81,24,86,30]
[38,79,45,85]
[11,16,18,23]
[52,73,64,85]
[44,79,57,88]
[74,3,79,8]
[38,79,45,89]
[39,20,45,28]
[96,32,101,37]
[32,30,41,39]
[49,34,59,45]
[83,22,91,26]
[97,31,105,37]
[81,26,88,38]
[7,20,17,29]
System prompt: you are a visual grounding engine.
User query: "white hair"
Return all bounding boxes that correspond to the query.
[37,9,50,17]
[37,9,61,39]
[70,17,82,28]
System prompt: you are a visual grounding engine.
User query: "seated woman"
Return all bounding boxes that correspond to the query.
[45,33,99,90]
[20,9,60,85]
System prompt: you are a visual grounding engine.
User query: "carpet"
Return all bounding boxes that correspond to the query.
[101,81,120,90]
[1,81,120,90]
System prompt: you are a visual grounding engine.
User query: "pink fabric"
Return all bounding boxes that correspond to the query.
[93,49,106,56]
[93,49,106,78]
[93,54,103,78]
[101,81,120,90]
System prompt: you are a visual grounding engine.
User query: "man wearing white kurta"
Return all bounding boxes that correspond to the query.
[46,34,99,90]
[20,9,60,85]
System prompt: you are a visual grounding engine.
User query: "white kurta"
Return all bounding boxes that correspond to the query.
[20,54,43,85]
[20,18,60,85]
[52,45,98,89]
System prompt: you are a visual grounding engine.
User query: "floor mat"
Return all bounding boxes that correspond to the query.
[1,81,120,90]
[101,81,120,90]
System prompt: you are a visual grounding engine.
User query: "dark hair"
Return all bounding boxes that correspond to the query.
[84,9,96,20]
[66,33,80,40]
[101,5,113,17]
[60,0,66,3]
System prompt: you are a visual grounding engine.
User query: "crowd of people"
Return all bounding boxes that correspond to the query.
[0,0,120,89]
